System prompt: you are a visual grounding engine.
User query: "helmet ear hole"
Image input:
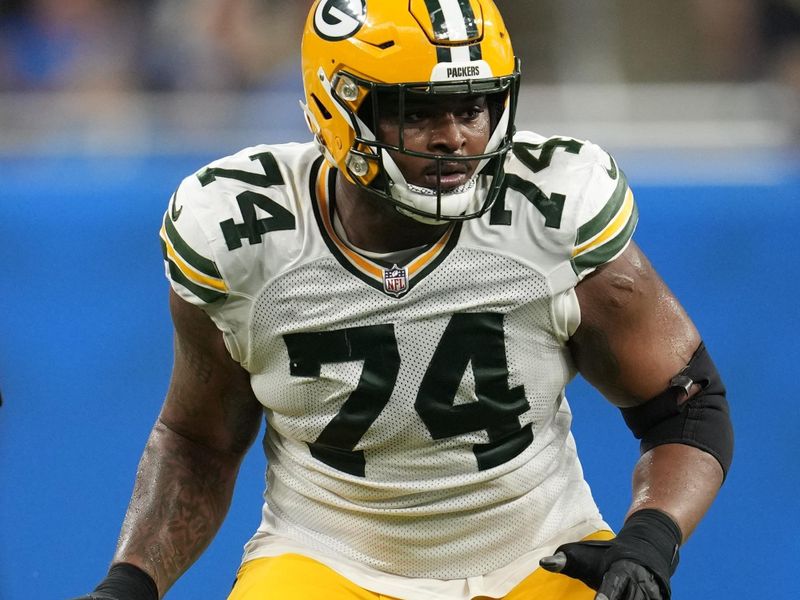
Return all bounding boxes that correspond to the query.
[310,93,333,120]
[356,89,401,137]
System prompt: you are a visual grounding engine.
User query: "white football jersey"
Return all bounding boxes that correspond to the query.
[160,131,637,596]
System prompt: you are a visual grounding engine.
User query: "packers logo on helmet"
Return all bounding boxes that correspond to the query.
[301,0,520,223]
[314,0,367,41]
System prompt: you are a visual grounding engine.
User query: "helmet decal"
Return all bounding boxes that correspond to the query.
[423,0,479,42]
[430,60,492,81]
[314,0,367,41]
[435,42,482,65]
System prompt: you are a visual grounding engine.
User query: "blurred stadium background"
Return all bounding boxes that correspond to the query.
[1,1,798,598]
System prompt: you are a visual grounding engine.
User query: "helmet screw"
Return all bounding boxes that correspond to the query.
[347,153,369,177]
[338,77,359,102]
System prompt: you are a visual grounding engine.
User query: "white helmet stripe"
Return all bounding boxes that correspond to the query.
[439,0,469,40]
[450,45,471,62]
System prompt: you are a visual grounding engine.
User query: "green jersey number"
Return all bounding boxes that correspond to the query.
[491,138,584,228]
[415,313,531,471]
[198,151,296,250]
[283,324,400,477]
[283,313,532,477]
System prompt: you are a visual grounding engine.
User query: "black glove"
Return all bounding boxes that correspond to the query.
[69,563,158,600]
[539,509,682,600]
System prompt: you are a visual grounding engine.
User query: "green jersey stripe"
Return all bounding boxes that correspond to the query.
[161,241,228,303]
[576,169,629,246]
[163,213,223,279]
[572,203,639,275]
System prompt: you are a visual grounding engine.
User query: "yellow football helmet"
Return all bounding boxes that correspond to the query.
[301,0,520,222]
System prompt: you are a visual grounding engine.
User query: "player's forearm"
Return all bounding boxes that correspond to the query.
[112,420,243,597]
[626,442,723,542]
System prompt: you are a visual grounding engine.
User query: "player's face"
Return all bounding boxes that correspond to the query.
[375,94,492,192]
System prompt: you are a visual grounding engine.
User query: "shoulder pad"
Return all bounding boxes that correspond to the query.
[567,142,637,278]
[160,181,230,306]
[160,145,295,304]
[506,133,638,278]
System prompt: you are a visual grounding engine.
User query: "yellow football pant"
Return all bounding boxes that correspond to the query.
[227,531,614,600]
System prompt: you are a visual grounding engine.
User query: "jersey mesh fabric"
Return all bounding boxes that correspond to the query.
[243,247,601,579]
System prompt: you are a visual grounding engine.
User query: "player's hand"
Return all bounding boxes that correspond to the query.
[540,542,664,599]
[539,509,682,600]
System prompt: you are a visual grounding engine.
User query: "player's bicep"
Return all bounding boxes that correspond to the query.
[160,289,262,455]
[569,241,701,407]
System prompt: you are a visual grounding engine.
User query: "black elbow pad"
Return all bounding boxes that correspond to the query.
[620,343,734,480]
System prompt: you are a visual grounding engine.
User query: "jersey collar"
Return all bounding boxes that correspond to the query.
[309,157,462,298]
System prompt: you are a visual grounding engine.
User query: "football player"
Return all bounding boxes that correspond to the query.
[73,1,732,599]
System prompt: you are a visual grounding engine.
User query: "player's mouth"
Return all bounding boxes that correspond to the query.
[422,162,472,191]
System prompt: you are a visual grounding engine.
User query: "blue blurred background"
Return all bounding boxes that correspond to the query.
[1,1,799,599]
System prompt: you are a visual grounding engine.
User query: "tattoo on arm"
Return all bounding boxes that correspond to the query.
[115,422,240,593]
[120,291,262,592]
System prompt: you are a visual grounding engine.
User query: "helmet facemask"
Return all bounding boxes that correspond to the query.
[331,68,519,224]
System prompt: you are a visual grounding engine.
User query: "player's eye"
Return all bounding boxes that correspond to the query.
[459,105,485,121]
[403,102,433,119]
[403,106,431,123]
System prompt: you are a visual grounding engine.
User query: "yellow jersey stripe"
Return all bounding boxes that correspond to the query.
[407,227,454,276]
[314,161,459,287]
[316,163,384,279]
[572,188,634,258]
[160,224,228,292]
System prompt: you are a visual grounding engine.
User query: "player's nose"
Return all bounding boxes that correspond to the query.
[427,113,467,154]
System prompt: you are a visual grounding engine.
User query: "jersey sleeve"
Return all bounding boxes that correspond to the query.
[156,144,304,367]
[568,142,638,279]
[159,183,230,307]
[159,173,255,364]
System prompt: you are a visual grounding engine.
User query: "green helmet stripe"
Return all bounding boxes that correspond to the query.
[424,0,449,40]
[458,0,479,38]
[469,43,483,61]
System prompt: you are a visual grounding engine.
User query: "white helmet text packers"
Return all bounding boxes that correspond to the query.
[301,0,520,223]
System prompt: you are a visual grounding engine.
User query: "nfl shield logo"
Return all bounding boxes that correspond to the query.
[383,265,408,297]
